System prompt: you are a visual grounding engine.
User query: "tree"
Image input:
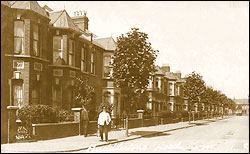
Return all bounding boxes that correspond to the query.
[201,86,214,111]
[183,72,206,113]
[112,28,158,111]
[74,75,95,117]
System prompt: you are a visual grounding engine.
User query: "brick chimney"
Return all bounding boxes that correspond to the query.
[72,10,89,31]
[174,70,181,79]
[161,64,170,74]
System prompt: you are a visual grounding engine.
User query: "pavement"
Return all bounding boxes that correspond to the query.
[1,116,229,153]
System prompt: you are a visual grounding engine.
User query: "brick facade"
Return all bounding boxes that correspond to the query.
[1,1,186,144]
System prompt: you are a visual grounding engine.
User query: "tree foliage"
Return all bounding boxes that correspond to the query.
[74,75,95,109]
[183,72,206,111]
[112,28,158,110]
[184,71,236,113]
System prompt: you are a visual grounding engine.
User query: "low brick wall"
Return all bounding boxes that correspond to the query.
[87,121,97,134]
[143,118,158,127]
[161,118,173,124]
[128,118,142,129]
[32,121,98,140]
[32,122,79,140]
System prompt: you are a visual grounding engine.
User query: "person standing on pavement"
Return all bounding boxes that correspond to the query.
[98,106,111,142]
[81,105,89,137]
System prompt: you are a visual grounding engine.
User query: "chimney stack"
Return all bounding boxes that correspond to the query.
[161,64,170,75]
[72,10,89,31]
[174,70,181,79]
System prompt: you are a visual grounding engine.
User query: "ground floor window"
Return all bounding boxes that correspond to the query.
[68,89,75,109]
[52,85,62,108]
[14,85,23,107]
[114,93,120,115]
[104,92,111,104]
[31,87,40,105]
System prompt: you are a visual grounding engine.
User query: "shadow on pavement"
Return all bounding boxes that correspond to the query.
[108,139,118,142]
[189,122,208,126]
[129,131,171,138]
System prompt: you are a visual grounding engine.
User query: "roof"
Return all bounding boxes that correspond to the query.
[1,1,11,7]
[9,1,49,18]
[177,78,186,83]
[49,10,81,33]
[165,72,178,80]
[234,99,249,105]
[93,37,117,51]
[154,66,164,76]
[43,5,53,12]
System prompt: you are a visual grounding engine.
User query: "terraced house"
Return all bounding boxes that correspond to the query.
[1,1,188,143]
[1,1,119,143]
[147,65,187,115]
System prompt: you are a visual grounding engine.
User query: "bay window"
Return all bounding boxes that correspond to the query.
[14,20,24,54]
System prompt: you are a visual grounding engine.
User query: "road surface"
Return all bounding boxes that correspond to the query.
[80,116,249,153]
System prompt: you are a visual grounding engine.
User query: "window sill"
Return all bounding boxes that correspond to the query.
[5,54,50,62]
[48,65,80,70]
[81,71,89,75]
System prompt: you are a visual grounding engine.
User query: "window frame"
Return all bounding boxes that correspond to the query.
[31,88,40,105]
[81,47,86,72]
[91,52,95,74]
[33,24,39,57]
[103,55,112,77]
[53,36,63,64]
[13,84,23,107]
[68,39,75,66]
[14,20,25,54]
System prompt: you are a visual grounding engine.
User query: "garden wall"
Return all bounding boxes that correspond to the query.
[32,121,98,140]
[128,118,142,129]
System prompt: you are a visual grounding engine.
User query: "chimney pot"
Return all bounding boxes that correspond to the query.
[72,10,89,31]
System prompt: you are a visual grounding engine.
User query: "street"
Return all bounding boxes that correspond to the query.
[80,116,249,153]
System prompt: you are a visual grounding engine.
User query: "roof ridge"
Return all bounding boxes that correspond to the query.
[9,1,17,6]
[94,36,113,40]
[50,10,64,14]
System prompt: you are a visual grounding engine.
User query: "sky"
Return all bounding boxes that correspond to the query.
[38,1,249,99]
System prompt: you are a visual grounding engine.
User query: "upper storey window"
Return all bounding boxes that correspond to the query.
[14,21,24,54]
[91,52,95,74]
[81,47,86,72]
[33,24,39,56]
[169,82,175,96]
[103,56,112,77]
[53,36,63,64]
[68,39,75,66]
